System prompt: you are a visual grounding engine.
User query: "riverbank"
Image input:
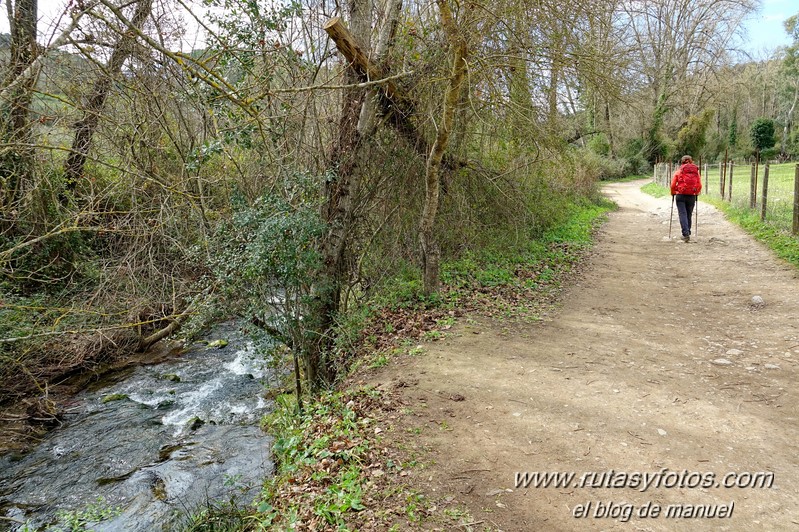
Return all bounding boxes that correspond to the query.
[182,197,613,530]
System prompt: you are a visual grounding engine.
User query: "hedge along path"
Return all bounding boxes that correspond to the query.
[369,180,799,531]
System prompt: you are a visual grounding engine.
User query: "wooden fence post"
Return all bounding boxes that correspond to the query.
[727,161,734,201]
[720,149,728,197]
[760,163,770,221]
[753,158,759,207]
[793,163,799,235]
[668,162,673,188]
[720,163,725,197]
[749,163,757,209]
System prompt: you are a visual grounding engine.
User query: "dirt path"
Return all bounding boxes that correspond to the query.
[371,181,799,531]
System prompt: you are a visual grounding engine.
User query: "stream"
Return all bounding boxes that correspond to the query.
[0,322,278,531]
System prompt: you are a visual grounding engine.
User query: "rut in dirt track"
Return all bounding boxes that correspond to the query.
[374,180,799,531]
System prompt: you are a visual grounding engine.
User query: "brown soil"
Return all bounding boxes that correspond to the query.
[367,181,799,531]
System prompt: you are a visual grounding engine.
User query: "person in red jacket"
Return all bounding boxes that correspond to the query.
[670,155,702,242]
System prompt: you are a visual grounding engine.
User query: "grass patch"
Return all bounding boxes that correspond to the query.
[640,181,670,198]
[176,499,253,532]
[440,198,613,296]
[544,197,615,244]
[253,391,373,529]
[704,197,799,268]
[366,196,613,312]
[250,387,435,530]
[641,181,799,269]
[23,497,123,532]
[602,174,652,183]
[703,161,797,232]
[242,388,479,531]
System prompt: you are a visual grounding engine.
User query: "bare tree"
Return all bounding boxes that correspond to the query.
[420,0,467,295]
[306,0,374,390]
[0,0,37,215]
[620,0,755,160]
[62,0,153,200]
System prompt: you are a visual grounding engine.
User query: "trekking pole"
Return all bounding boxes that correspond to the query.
[695,194,698,236]
[669,194,675,239]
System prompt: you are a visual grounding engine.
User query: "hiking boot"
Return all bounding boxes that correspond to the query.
[682,235,690,242]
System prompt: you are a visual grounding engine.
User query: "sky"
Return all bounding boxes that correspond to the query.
[0,0,796,54]
[741,0,796,56]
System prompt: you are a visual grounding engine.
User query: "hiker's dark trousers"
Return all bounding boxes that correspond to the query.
[675,194,696,237]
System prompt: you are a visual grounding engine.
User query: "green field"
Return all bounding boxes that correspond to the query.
[701,162,798,232]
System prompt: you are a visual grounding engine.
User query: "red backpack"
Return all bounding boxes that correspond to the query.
[675,164,701,195]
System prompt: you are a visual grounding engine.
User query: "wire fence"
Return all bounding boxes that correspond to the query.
[654,161,799,236]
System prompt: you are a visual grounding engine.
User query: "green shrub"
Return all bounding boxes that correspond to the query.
[574,148,627,181]
[588,133,611,156]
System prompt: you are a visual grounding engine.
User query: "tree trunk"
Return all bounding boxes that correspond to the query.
[605,101,615,156]
[783,84,798,157]
[508,44,532,151]
[1,0,37,214]
[307,1,372,391]
[547,35,563,129]
[62,0,152,199]
[358,0,403,136]
[324,17,464,173]
[420,0,468,296]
